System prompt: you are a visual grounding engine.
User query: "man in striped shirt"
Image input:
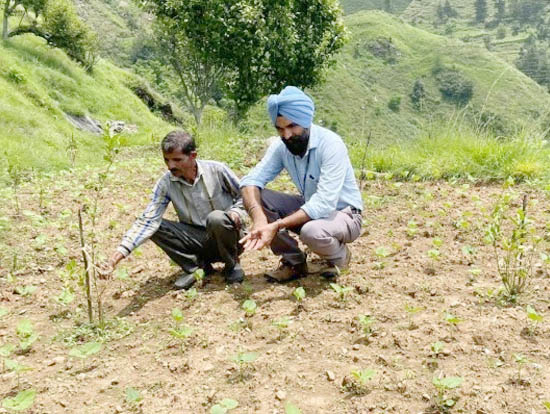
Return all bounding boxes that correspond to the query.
[102,130,246,289]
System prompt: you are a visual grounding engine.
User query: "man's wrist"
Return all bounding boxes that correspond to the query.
[275,219,284,231]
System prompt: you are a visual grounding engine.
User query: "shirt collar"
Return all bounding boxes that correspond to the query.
[300,124,319,158]
[169,160,203,185]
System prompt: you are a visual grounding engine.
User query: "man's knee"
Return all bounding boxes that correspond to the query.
[206,210,229,230]
[151,219,173,242]
[299,221,328,246]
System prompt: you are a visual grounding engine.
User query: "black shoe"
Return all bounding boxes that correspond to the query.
[224,263,244,284]
[174,272,196,290]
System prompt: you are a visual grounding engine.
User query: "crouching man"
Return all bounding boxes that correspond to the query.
[239,86,363,282]
[102,130,246,289]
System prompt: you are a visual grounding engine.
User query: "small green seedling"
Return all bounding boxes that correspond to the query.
[444,312,461,326]
[431,341,445,356]
[16,319,38,352]
[168,308,194,344]
[125,387,143,404]
[542,401,550,412]
[171,308,184,323]
[0,344,15,358]
[242,299,257,317]
[526,305,543,335]
[14,285,36,297]
[292,287,306,303]
[427,249,441,261]
[513,353,529,384]
[345,368,376,394]
[4,358,32,386]
[404,303,423,329]
[2,389,35,411]
[375,246,390,258]
[186,288,198,300]
[210,398,238,414]
[69,342,102,360]
[432,238,443,248]
[330,283,352,302]
[55,287,75,306]
[357,314,375,338]
[272,317,291,339]
[232,351,258,379]
[461,245,476,256]
[193,268,205,285]
[432,376,463,411]
[284,402,302,414]
[406,220,418,237]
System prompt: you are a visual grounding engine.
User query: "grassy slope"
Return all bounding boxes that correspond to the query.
[286,11,550,153]
[340,0,413,14]
[402,0,550,64]
[0,34,174,171]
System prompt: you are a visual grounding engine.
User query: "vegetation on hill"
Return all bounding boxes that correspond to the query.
[0,34,174,171]
[288,11,550,148]
[340,0,412,14]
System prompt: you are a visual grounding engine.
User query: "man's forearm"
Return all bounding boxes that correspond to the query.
[276,208,311,230]
[241,186,268,224]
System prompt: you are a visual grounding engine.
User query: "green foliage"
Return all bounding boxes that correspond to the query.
[388,96,401,112]
[242,299,257,317]
[125,387,142,404]
[292,287,306,302]
[485,191,540,300]
[474,0,487,23]
[410,79,426,110]
[140,0,347,119]
[68,341,102,359]
[435,69,474,105]
[2,389,36,411]
[330,283,353,301]
[16,319,38,351]
[285,402,302,414]
[210,399,238,414]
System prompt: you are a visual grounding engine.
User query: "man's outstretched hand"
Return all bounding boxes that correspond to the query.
[98,251,124,280]
[239,221,279,251]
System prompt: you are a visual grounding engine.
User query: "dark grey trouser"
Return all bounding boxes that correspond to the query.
[261,189,362,267]
[150,210,242,273]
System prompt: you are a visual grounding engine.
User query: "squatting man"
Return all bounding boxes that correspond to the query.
[239,86,363,282]
[100,130,246,290]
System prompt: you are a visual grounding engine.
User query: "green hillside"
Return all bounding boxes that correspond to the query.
[340,0,413,14]
[296,11,550,148]
[0,34,174,171]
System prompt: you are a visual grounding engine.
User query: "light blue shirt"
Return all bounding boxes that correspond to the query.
[240,124,363,220]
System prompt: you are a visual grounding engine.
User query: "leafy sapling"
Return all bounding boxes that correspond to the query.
[513,353,529,385]
[242,299,257,317]
[404,303,423,330]
[343,368,376,394]
[168,308,194,346]
[231,352,258,380]
[357,314,375,340]
[16,319,38,353]
[272,317,292,340]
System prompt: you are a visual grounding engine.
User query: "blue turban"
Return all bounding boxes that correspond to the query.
[267,86,315,128]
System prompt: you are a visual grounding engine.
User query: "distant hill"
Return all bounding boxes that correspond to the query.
[0,34,175,171]
[284,11,550,147]
[340,0,413,14]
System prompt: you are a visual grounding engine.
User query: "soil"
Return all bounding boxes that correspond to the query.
[1,153,550,414]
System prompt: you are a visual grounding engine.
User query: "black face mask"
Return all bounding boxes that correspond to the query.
[282,129,310,157]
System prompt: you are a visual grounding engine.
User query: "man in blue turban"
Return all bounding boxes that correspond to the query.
[239,86,363,282]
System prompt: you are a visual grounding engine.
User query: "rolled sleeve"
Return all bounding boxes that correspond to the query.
[301,142,348,219]
[118,177,170,256]
[240,141,284,189]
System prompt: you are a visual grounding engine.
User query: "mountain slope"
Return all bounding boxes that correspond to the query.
[298,11,550,148]
[0,34,174,171]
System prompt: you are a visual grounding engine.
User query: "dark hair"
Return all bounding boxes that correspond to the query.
[161,130,196,154]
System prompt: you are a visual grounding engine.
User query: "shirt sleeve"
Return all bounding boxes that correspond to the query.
[219,163,246,218]
[117,176,170,257]
[239,140,285,189]
[301,140,348,220]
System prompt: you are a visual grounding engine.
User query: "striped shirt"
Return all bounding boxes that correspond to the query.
[117,160,245,257]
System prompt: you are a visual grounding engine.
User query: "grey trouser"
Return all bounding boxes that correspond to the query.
[150,210,242,273]
[260,189,362,267]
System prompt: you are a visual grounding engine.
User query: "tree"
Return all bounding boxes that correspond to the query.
[2,0,98,70]
[516,36,550,87]
[474,0,487,23]
[493,0,506,22]
[138,0,347,122]
[410,79,426,110]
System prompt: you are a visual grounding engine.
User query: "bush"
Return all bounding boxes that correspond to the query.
[496,25,506,39]
[436,69,474,105]
[410,79,426,109]
[388,96,401,112]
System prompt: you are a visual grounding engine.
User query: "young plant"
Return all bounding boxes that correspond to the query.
[210,398,238,414]
[125,386,143,411]
[168,308,194,346]
[513,353,529,385]
[1,389,35,412]
[404,303,423,330]
[242,299,257,317]
[68,341,102,369]
[432,375,463,411]
[231,351,258,380]
[431,341,445,356]
[272,317,291,339]
[357,314,375,340]
[485,190,540,301]
[525,305,543,336]
[330,283,352,302]
[4,358,32,386]
[16,319,38,353]
[193,268,205,287]
[284,402,302,414]
[343,368,376,394]
[406,220,418,237]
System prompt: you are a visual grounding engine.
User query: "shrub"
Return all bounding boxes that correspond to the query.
[388,96,401,112]
[436,69,474,105]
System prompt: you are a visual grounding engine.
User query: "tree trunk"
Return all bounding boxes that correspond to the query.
[2,1,11,40]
